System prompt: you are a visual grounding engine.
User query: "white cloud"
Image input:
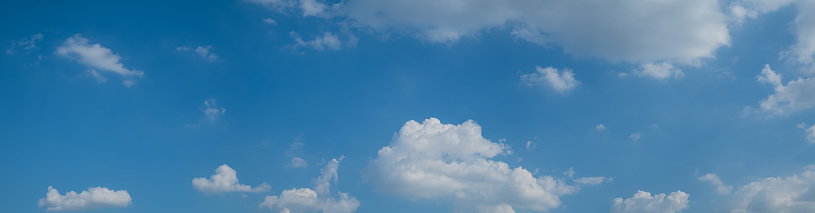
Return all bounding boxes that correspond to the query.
[263,18,278,25]
[732,1,815,69]
[260,157,360,213]
[728,169,815,213]
[286,142,309,168]
[291,31,343,51]
[291,157,309,168]
[38,186,131,211]
[367,118,596,212]
[56,34,144,87]
[87,70,107,83]
[201,98,226,122]
[525,141,536,150]
[755,64,815,114]
[574,176,610,186]
[596,124,607,130]
[698,173,733,194]
[192,164,271,194]
[634,62,684,80]
[629,133,642,142]
[177,45,218,61]
[6,33,43,54]
[256,0,730,65]
[611,190,690,213]
[521,66,580,94]
[799,123,815,143]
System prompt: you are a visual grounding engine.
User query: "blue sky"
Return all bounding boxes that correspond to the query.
[3,0,815,212]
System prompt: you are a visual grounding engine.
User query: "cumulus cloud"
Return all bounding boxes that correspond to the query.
[756,64,815,114]
[254,0,730,65]
[521,66,580,94]
[56,34,144,87]
[698,173,733,194]
[260,157,360,213]
[38,186,131,211]
[367,118,602,212]
[799,123,815,143]
[611,190,690,213]
[177,46,218,61]
[634,62,684,80]
[596,124,607,130]
[728,169,815,213]
[193,164,270,194]
[201,98,226,122]
[6,33,43,54]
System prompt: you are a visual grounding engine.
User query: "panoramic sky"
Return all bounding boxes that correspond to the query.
[3,0,815,212]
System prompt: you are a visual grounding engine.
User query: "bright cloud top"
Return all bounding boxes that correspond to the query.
[756,64,815,114]
[260,157,360,213]
[38,186,131,211]
[256,0,730,65]
[611,190,690,213]
[56,34,144,87]
[521,66,580,94]
[728,169,815,213]
[192,164,271,194]
[368,118,586,212]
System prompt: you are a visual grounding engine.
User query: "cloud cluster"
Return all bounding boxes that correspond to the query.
[193,164,271,194]
[56,34,144,87]
[201,98,226,122]
[260,157,360,213]
[728,169,815,212]
[38,186,131,211]
[367,118,590,212]
[521,66,580,94]
[756,64,815,114]
[611,190,690,213]
[254,0,730,67]
[177,46,218,61]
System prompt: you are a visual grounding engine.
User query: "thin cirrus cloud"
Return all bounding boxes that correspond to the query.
[611,190,690,213]
[366,118,606,212]
[521,66,580,94]
[260,157,360,213]
[201,98,226,122]
[6,33,43,54]
[38,186,131,211]
[176,46,218,61]
[192,164,271,194]
[56,34,144,87]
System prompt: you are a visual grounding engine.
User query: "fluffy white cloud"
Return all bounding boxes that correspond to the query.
[56,34,144,87]
[201,98,226,122]
[756,64,815,114]
[368,118,599,212]
[193,164,270,194]
[177,46,218,61]
[6,33,43,54]
[729,169,815,213]
[521,66,580,94]
[799,123,815,143]
[634,62,684,80]
[260,157,360,213]
[611,190,690,213]
[255,0,730,65]
[698,173,733,194]
[38,186,131,211]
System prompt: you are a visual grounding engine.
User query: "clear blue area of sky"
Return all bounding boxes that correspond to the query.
[1,1,814,212]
